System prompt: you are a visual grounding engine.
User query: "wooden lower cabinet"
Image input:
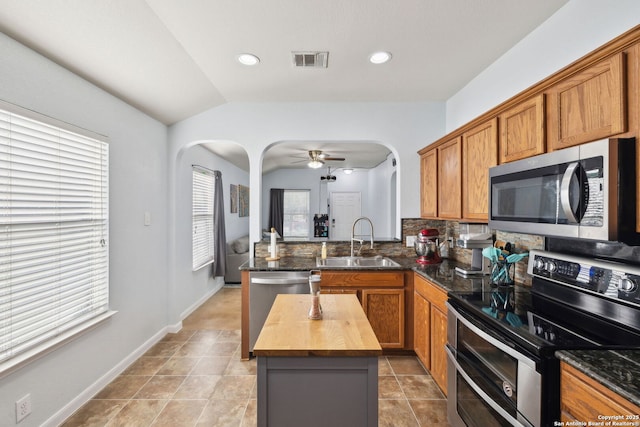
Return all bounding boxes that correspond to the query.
[320,270,405,349]
[430,305,447,393]
[560,361,640,422]
[413,290,430,369]
[413,273,448,395]
[362,289,404,348]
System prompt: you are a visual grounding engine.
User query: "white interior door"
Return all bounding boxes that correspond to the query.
[330,192,361,240]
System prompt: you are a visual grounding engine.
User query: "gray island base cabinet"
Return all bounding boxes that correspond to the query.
[253,294,382,427]
[257,356,378,427]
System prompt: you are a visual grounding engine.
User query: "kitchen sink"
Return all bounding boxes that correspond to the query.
[316,256,400,268]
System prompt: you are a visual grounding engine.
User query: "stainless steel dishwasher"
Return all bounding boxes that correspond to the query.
[249,271,310,353]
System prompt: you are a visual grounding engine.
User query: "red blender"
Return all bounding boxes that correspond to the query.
[415,228,442,264]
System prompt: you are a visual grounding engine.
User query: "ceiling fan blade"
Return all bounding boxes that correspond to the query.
[323,157,345,161]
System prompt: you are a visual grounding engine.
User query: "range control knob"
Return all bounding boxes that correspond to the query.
[534,258,545,270]
[618,278,637,293]
[545,261,557,273]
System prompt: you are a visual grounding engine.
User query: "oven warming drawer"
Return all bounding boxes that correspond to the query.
[446,302,541,427]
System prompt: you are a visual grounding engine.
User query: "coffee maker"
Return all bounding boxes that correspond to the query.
[454,223,492,276]
[415,229,442,264]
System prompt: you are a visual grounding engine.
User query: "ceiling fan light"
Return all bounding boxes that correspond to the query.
[369,51,392,64]
[237,53,260,66]
[308,159,324,169]
[343,168,354,174]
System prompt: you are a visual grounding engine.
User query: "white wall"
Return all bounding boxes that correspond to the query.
[367,154,398,238]
[168,102,446,252]
[260,165,397,239]
[446,0,640,131]
[174,144,250,319]
[0,33,169,426]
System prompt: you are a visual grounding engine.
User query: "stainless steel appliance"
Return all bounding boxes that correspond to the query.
[249,271,309,353]
[488,138,638,244]
[454,237,492,276]
[415,228,441,264]
[446,249,640,427]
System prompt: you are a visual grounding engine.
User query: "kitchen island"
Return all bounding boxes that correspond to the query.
[253,294,382,427]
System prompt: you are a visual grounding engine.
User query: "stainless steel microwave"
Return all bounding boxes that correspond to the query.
[488,138,638,244]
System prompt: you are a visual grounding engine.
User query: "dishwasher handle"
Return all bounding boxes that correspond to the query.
[250,277,308,285]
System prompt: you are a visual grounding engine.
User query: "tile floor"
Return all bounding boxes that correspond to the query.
[62,286,450,426]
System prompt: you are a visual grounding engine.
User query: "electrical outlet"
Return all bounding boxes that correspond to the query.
[406,235,416,247]
[16,394,31,423]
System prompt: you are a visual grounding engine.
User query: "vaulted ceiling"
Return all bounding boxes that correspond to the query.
[0,1,568,171]
[0,0,568,126]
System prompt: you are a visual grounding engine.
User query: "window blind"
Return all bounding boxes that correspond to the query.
[0,103,109,372]
[192,166,214,270]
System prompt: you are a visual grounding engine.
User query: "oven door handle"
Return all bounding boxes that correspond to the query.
[446,345,534,427]
[447,302,537,369]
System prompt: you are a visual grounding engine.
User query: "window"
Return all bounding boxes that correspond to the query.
[0,101,110,374]
[283,190,310,238]
[192,166,215,270]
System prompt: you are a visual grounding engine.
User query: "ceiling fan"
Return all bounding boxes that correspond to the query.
[307,150,345,168]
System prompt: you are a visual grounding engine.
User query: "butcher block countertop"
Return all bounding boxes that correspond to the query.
[253,294,382,357]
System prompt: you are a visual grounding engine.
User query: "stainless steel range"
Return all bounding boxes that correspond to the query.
[446,249,640,427]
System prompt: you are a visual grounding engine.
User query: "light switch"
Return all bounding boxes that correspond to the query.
[144,212,151,226]
[406,235,416,247]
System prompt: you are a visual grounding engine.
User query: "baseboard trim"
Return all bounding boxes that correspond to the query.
[179,282,224,320]
[42,286,219,426]
[42,326,169,427]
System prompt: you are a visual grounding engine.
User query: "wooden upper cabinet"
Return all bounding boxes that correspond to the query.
[547,53,626,151]
[462,118,498,221]
[499,94,545,163]
[420,149,438,218]
[437,137,462,219]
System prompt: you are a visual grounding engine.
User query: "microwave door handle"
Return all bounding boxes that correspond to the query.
[560,162,581,224]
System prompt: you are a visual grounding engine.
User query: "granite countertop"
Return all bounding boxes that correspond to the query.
[413,260,492,293]
[240,255,418,271]
[556,349,640,407]
[240,255,488,294]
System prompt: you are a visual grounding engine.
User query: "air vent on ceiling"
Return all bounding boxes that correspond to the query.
[292,51,329,68]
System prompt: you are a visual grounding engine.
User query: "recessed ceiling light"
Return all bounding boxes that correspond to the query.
[369,51,392,64]
[237,53,260,66]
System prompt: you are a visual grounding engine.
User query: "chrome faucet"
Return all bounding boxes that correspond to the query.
[350,216,374,257]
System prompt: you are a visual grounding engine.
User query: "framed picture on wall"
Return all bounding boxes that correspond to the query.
[238,185,249,217]
[230,184,238,213]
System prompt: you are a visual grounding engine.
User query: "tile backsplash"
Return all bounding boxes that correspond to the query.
[254,218,544,264]
[255,218,544,285]
[403,219,543,286]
